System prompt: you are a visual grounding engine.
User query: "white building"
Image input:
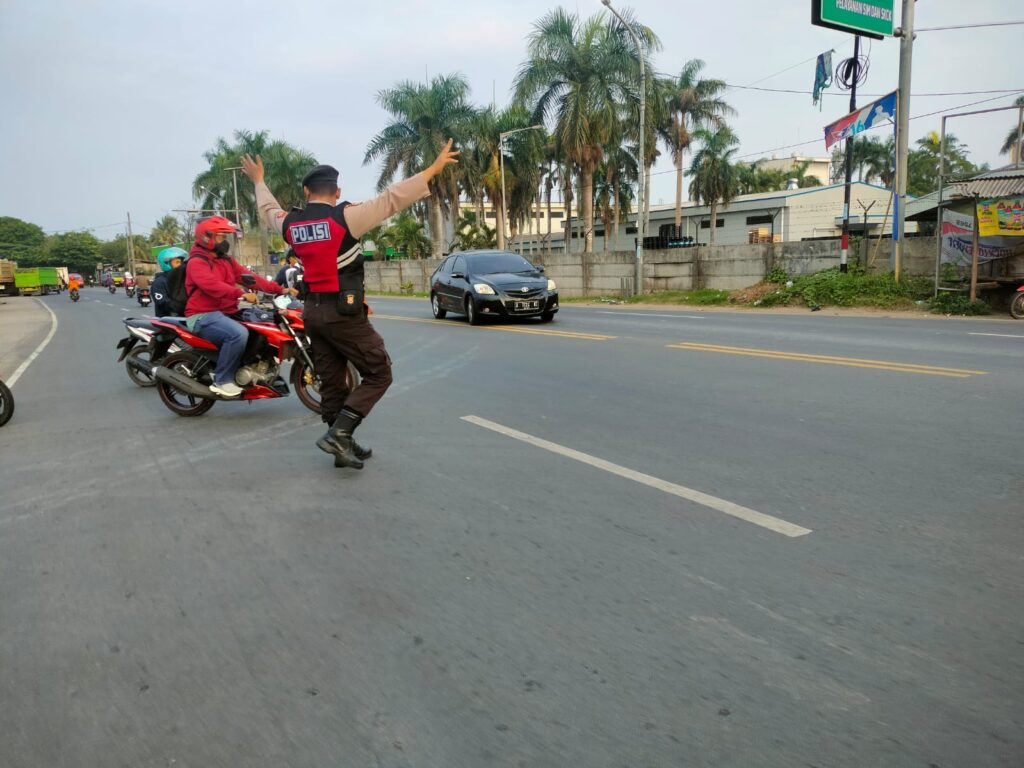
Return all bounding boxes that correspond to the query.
[517,181,908,254]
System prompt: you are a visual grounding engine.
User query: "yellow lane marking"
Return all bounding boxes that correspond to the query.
[373,314,616,341]
[666,342,987,378]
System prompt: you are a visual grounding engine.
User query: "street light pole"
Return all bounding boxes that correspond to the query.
[602,0,645,295]
[498,125,544,253]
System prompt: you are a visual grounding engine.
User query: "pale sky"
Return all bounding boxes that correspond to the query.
[0,0,1019,238]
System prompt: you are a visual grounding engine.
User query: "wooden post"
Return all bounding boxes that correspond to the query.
[969,196,979,303]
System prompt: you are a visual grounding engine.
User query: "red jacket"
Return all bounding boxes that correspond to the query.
[184,245,283,316]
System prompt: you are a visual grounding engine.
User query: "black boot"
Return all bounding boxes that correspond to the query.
[322,412,372,460]
[317,408,364,469]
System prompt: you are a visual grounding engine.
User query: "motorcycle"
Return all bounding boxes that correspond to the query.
[137,287,151,307]
[70,288,80,302]
[116,317,182,388]
[1010,285,1024,320]
[108,284,116,294]
[150,292,356,417]
[0,378,12,427]
[126,284,136,299]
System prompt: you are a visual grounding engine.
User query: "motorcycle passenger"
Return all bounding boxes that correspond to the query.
[242,139,458,468]
[274,250,299,287]
[152,247,186,317]
[185,217,295,398]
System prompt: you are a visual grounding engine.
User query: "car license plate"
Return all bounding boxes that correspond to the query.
[515,300,540,311]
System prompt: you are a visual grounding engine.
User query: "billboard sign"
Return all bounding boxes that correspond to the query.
[823,90,897,150]
[813,0,894,39]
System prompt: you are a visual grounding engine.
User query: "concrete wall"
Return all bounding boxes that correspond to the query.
[363,237,953,297]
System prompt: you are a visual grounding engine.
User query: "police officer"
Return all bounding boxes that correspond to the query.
[241,140,459,468]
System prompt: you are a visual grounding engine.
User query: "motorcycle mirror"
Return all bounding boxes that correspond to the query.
[241,274,257,287]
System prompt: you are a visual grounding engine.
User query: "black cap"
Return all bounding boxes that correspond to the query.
[302,164,339,188]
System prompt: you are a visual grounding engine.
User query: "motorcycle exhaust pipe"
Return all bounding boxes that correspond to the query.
[152,366,215,399]
[125,353,154,377]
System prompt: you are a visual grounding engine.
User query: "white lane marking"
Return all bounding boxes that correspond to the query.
[120,307,130,312]
[461,415,812,538]
[104,302,115,307]
[7,298,59,388]
[969,332,1024,339]
[596,311,706,320]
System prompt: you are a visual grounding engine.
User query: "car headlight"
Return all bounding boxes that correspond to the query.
[547,278,557,291]
[473,283,496,295]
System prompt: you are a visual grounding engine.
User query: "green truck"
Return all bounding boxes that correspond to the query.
[14,267,62,295]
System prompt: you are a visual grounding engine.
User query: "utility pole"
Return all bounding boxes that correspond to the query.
[840,35,861,274]
[893,0,916,281]
[602,0,645,295]
[126,211,136,275]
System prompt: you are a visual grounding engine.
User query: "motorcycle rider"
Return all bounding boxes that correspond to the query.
[67,274,80,300]
[274,250,299,287]
[242,139,459,468]
[152,247,186,317]
[184,217,295,398]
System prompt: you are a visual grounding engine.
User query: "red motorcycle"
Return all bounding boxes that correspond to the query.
[151,294,357,417]
[1011,285,1024,320]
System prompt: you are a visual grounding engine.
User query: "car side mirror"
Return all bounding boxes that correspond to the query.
[535,264,545,273]
[451,271,465,280]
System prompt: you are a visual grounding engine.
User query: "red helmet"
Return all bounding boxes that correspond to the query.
[194,216,240,247]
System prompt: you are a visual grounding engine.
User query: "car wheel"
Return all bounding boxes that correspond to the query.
[466,296,481,325]
[431,293,447,319]
[540,311,555,323]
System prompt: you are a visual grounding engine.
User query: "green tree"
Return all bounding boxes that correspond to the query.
[514,8,640,252]
[364,74,475,259]
[453,210,497,251]
[150,214,183,245]
[661,59,733,229]
[0,216,46,262]
[381,211,432,259]
[907,131,982,196]
[47,231,102,272]
[689,126,739,245]
[999,96,1024,161]
[194,130,316,256]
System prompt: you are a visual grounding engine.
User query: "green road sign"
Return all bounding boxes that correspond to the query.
[813,0,894,38]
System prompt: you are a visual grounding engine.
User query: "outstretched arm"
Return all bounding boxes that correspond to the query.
[241,154,286,237]
[345,139,460,238]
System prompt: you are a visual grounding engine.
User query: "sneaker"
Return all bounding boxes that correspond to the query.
[209,381,244,398]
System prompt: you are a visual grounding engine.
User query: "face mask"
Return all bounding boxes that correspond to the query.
[214,240,231,256]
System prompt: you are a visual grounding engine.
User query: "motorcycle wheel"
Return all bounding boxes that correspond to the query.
[0,379,13,427]
[290,358,360,415]
[156,351,215,417]
[108,286,116,294]
[126,346,157,388]
[1010,292,1024,320]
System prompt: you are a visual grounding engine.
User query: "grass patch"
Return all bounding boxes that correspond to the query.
[564,290,729,305]
[367,290,429,298]
[753,268,933,309]
[928,292,991,316]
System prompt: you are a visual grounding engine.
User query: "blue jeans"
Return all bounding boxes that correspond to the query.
[194,311,249,385]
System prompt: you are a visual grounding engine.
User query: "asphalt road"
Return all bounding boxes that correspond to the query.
[1,287,1022,767]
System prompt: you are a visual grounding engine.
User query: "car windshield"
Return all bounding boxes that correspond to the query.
[469,254,535,275]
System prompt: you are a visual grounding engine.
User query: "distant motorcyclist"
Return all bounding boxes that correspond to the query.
[152,247,187,317]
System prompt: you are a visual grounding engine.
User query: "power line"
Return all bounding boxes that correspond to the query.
[725,83,1024,98]
[739,36,853,88]
[641,90,1024,175]
[917,21,1024,32]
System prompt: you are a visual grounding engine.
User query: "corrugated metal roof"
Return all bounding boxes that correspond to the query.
[905,165,1024,220]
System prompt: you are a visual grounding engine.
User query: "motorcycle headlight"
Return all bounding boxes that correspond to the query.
[473,283,496,295]
[547,278,557,291]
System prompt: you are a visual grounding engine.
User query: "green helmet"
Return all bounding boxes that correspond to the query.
[157,247,187,272]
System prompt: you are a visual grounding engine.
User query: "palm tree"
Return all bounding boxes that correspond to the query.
[999,96,1024,162]
[514,8,638,253]
[364,74,475,258]
[689,127,739,245]
[150,214,183,245]
[381,212,432,259]
[661,60,733,229]
[194,130,315,257]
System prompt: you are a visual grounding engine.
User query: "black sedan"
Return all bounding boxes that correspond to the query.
[429,250,559,325]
